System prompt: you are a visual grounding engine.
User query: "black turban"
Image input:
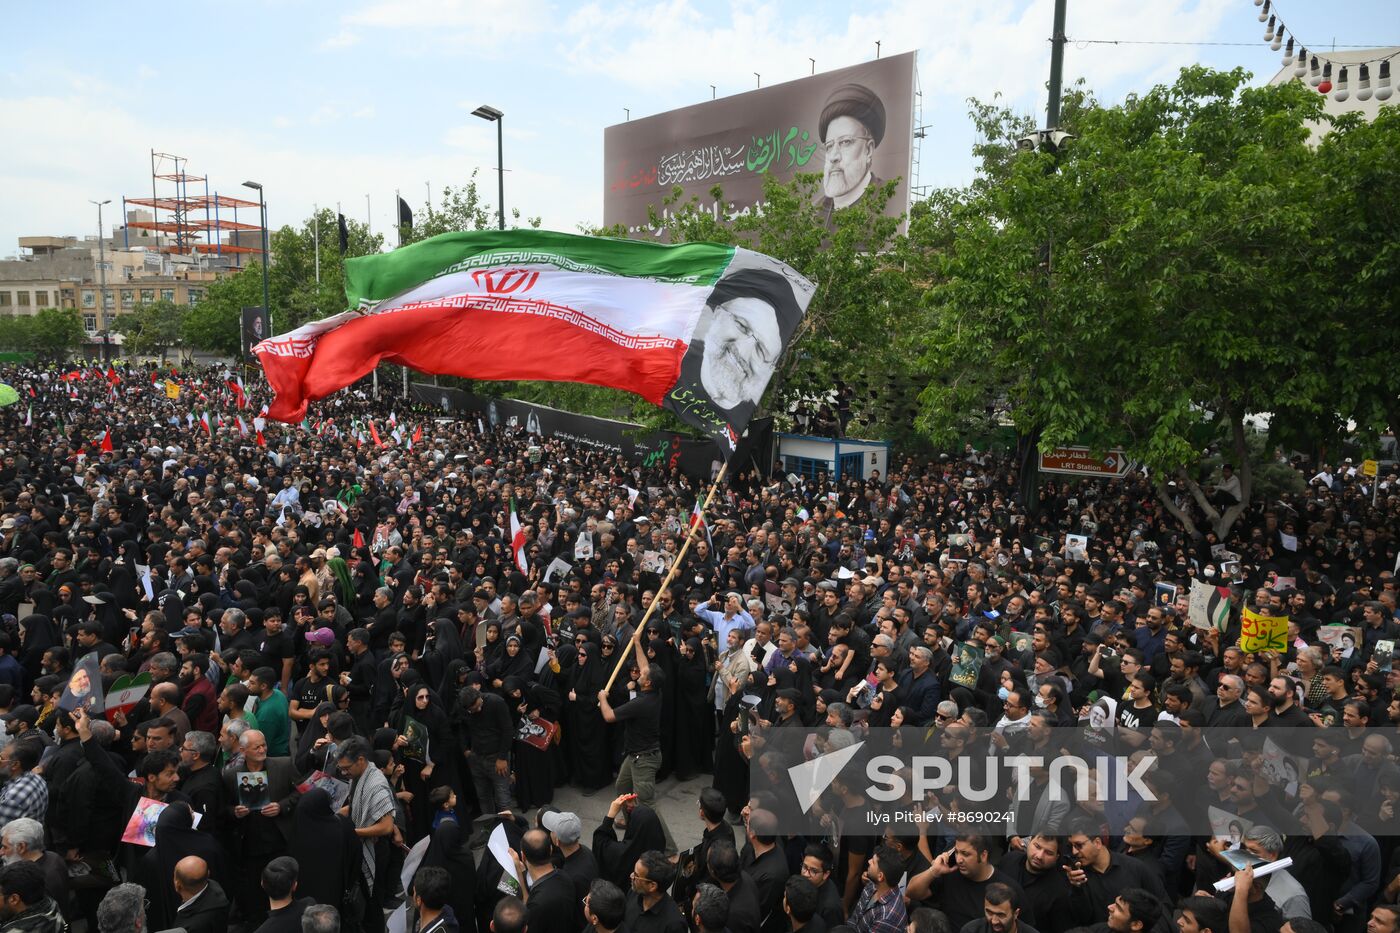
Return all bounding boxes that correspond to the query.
[704,267,804,344]
[819,82,886,147]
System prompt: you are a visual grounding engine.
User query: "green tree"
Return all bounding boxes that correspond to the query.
[1315,105,1400,440]
[0,316,36,354]
[182,265,260,357]
[28,308,86,361]
[112,299,183,362]
[917,67,1330,539]
[400,174,541,246]
[182,212,383,355]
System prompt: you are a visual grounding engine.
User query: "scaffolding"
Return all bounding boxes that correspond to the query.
[122,151,265,266]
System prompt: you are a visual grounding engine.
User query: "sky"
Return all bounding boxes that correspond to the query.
[2,0,1394,259]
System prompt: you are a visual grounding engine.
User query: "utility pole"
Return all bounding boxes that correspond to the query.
[90,199,111,361]
[1018,0,1069,514]
[1046,0,1069,128]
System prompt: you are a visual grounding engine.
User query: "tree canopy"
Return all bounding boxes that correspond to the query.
[914,66,1360,536]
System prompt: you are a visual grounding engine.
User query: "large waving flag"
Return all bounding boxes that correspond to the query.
[254,230,816,456]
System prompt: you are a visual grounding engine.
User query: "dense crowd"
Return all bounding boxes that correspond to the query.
[0,362,1397,933]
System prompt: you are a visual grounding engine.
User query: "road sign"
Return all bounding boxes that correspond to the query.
[1038,446,1132,478]
[1362,459,1378,477]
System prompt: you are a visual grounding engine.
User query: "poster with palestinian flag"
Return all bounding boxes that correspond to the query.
[253,230,816,457]
[1188,579,1232,633]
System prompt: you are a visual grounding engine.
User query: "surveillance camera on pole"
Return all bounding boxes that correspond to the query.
[1016,129,1076,154]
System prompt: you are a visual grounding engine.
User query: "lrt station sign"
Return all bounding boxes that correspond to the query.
[1038,446,1131,478]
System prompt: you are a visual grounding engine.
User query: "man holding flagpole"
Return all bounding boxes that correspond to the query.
[597,635,663,806]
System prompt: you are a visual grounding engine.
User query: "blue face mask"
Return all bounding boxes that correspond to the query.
[997,686,1010,701]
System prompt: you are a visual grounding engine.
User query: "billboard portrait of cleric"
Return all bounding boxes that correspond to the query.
[817,82,887,224]
[671,254,814,450]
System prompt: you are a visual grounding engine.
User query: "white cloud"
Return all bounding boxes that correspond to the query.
[0,80,597,266]
[338,0,550,52]
[321,30,360,50]
[561,0,1234,114]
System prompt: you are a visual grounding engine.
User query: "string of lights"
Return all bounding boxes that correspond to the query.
[1249,0,1396,101]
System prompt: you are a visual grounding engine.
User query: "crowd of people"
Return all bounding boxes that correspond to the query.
[0,362,1397,933]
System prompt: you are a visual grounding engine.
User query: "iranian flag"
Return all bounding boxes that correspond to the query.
[254,230,815,456]
[510,498,528,573]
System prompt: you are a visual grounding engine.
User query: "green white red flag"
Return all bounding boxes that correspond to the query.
[253,230,815,457]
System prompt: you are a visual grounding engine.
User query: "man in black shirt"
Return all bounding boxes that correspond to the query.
[797,844,844,931]
[515,828,576,933]
[675,788,735,910]
[599,640,663,806]
[252,856,314,933]
[457,686,517,816]
[998,834,1075,933]
[907,834,1027,932]
[544,810,598,931]
[256,611,295,693]
[707,839,762,933]
[1062,819,1167,928]
[741,810,787,932]
[625,850,687,933]
[289,648,334,725]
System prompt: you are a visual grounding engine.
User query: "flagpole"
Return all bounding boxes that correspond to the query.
[604,461,728,693]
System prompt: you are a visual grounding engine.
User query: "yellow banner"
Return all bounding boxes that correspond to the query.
[1239,607,1288,653]
[165,381,181,400]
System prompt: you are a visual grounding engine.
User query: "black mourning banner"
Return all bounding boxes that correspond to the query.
[397,197,413,233]
[337,214,349,254]
[410,384,728,480]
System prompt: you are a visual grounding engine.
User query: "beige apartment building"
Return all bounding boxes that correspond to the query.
[0,222,239,341]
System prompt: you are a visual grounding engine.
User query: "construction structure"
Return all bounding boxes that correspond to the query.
[0,150,264,359]
[122,151,265,266]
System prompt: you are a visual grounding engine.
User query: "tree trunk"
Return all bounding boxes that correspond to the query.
[1017,427,1042,517]
[1215,406,1252,540]
[1177,406,1252,540]
[1156,479,1201,538]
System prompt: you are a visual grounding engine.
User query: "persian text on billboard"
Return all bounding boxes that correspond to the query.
[603,52,915,236]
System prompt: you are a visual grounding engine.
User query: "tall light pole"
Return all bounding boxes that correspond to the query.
[89,199,111,362]
[242,181,270,335]
[472,105,505,230]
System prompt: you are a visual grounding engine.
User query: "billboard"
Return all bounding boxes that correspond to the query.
[603,52,916,236]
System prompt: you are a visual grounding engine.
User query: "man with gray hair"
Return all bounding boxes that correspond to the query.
[179,730,221,832]
[97,883,146,933]
[0,819,68,922]
[1243,825,1310,921]
[302,905,339,933]
[897,645,940,725]
[0,559,19,618]
[219,717,251,770]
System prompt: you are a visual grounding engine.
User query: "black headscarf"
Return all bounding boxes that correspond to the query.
[148,802,228,930]
[290,787,359,908]
[592,803,667,887]
[422,819,476,926]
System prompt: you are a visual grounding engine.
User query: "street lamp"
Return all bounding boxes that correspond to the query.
[242,181,270,340]
[89,199,111,361]
[471,105,505,230]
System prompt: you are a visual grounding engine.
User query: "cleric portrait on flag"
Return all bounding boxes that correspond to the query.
[671,261,806,448]
[252,230,815,459]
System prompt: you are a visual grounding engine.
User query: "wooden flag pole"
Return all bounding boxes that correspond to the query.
[603,461,728,693]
